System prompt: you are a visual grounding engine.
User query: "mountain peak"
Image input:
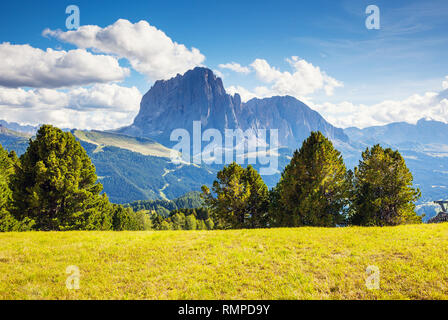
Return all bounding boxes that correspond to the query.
[129,67,238,140]
[122,67,348,148]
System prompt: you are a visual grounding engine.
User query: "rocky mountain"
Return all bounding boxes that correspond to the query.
[121,67,348,149]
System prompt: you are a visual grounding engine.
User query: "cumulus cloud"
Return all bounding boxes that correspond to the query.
[310,90,448,129]
[251,56,343,97]
[0,84,142,130]
[226,56,343,102]
[218,62,251,74]
[443,76,448,90]
[212,69,224,79]
[226,85,257,102]
[0,43,129,88]
[227,72,448,129]
[66,84,142,112]
[43,19,205,81]
[226,85,276,102]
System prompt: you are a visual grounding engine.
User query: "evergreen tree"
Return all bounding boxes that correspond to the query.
[171,211,186,230]
[150,211,164,229]
[10,125,112,230]
[159,220,172,230]
[204,218,214,230]
[197,219,206,230]
[201,163,269,229]
[0,146,34,231]
[1,146,32,231]
[244,165,270,228]
[185,214,197,230]
[111,204,132,230]
[349,144,421,226]
[0,145,13,213]
[111,204,150,231]
[271,131,350,227]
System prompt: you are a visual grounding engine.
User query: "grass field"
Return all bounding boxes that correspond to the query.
[0,223,447,300]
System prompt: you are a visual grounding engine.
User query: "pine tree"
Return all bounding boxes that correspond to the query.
[171,211,186,230]
[244,165,269,228]
[0,144,13,213]
[0,146,34,231]
[201,163,269,229]
[349,144,421,226]
[271,131,350,227]
[10,125,112,230]
[159,220,173,230]
[185,214,197,230]
[197,219,206,230]
[111,204,149,231]
[204,218,214,230]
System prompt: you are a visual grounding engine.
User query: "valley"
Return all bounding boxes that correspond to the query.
[1,68,448,220]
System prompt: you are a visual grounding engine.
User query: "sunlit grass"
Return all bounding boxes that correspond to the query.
[0,223,447,299]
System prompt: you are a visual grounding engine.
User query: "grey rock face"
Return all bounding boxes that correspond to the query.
[239,96,348,147]
[130,67,240,142]
[124,67,348,149]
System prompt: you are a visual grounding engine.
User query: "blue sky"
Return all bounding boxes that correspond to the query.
[0,0,447,129]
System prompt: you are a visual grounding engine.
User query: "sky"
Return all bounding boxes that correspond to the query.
[0,0,447,130]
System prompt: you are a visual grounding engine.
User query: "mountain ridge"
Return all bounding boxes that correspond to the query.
[120,67,349,149]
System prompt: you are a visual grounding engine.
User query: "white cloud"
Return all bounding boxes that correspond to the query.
[251,56,343,98]
[0,43,129,88]
[443,76,448,90]
[0,84,142,130]
[218,62,251,74]
[311,90,448,129]
[67,84,142,112]
[226,85,257,101]
[227,73,448,129]
[212,69,224,79]
[226,56,343,102]
[43,19,205,81]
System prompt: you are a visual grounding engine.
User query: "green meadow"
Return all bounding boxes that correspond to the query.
[0,223,447,300]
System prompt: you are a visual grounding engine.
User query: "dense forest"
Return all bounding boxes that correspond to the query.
[0,125,423,232]
[126,192,204,216]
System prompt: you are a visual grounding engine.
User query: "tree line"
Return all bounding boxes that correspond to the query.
[202,131,422,228]
[0,126,422,231]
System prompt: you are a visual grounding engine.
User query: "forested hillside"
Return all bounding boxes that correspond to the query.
[126,191,203,216]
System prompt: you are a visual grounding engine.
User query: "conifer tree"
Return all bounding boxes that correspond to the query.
[0,144,13,213]
[10,125,112,230]
[201,163,269,229]
[244,165,270,228]
[185,214,197,230]
[204,218,214,230]
[271,131,350,227]
[171,211,186,230]
[349,144,421,226]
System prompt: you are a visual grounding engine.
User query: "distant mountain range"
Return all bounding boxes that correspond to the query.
[0,120,38,135]
[1,67,447,220]
[345,119,448,146]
